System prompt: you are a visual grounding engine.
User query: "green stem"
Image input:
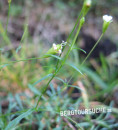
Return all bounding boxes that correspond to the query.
[55,9,83,71]
[35,64,63,109]
[67,10,83,43]
[81,33,104,66]
[0,53,61,66]
[35,18,84,109]
[6,2,11,33]
[0,56,46,66]
[35,9,84,109]
[64,19,83,61]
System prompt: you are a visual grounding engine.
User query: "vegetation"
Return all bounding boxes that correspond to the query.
[0,0,118,129]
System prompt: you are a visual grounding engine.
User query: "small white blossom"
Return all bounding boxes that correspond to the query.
[103,15,113,23]
[52,43,63,55]
[58,49,62,54]
[102,15,113,33]
[53,43,57,50]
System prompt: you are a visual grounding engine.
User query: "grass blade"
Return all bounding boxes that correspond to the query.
[66,62,83,75]
[33,73,53,86]
[5,108,34,130]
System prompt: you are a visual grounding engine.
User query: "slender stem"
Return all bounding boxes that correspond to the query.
[64,20,82,60]
[0,51,1,62]
[35,64,63,109]
[67,10,83,43]
[35,18,83,109]
[81,33,104,66]
[55,9,83,70]
[0,56,45,66]
[0,51,1,72]
[6,2,11,33]
[35,9,84,109]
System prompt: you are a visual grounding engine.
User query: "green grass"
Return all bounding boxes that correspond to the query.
[0,0,118,129]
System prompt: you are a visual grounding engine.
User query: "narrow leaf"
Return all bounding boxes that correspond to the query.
[28,84,46,100]
[66,63,83,75]
[0,22,11,45]
[5,108,34,130]
[68,85,84,92]
[82,67,107,89]
[0,64,9,69]
[16,46,22,53]
[44,54,62,60]
[15,94,23,109]
[72,47,86,54]
[54,77,66,84]
[33,73,53,86]
[21,24,28,42]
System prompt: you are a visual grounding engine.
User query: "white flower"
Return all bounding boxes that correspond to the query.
[52,43,63,55]
[53,43,57,50]
[102,15,113,33]
[58,49,62,54]
[103,15,113,23]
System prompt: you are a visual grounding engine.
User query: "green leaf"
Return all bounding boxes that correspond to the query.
[0,22,11,45]
[44,54,62,60]
[0,104,2,114]
[33,73,53,86]
[96,120,110,128]
[0,64,9,69]
[82,67,107,89]
[66,63,83,75]
[0,119,4,129]
[54,77,66,84]
[109,123,118,129]
[28,84,41,95]
[28,84,46,100]
[100,53,108,77]
[16,46,22,53]
[50,83,56,95]
[104,101,114,119]
[79,122,90,127]
[46,90,53,97]
[21,24,28,42]
[48,54,62,60]
[72,47,86,54]
[68,85,84,92]
[15,94,23,109]
[5,108,34,130]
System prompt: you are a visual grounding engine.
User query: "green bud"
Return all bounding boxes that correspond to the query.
[8,0,12,4]
[44,43,62,57]
[82,0,92,16]
[85,0,92,7]
[80,17,85,27]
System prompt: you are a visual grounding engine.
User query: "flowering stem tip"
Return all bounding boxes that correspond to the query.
[102,15,113,33]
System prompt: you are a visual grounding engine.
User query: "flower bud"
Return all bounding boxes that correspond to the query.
[8,0,12,4]
[85,0,91,7]
[80,17,85,27]
[82,0,92,16]
[45,43,62,57]
[102,15,113,33]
